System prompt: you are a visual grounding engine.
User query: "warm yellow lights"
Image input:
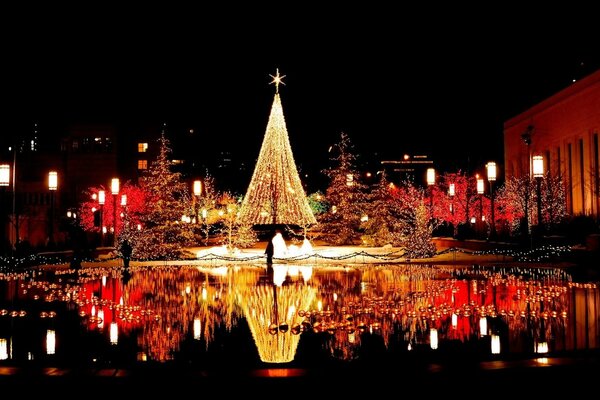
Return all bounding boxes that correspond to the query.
[193,318,201,340]
[426,168,435,186]
[98,190,106,205]
[269,68,286,93]
[48,171,58,191]
[487,161,497,181]
[121,194,127,206]
[448,183,455,197]
[111,178,120,195]
[532,155,544,178]
[0,164,9,186]
[237,84,316,226]
[0,338,8,360]
[430,328,438,350]
[477,178,484,194]
[46,329,56,355]
[479,317,487,336]
[535,341,548,354]
[193,180,202,196]
[110,322,119,345]
[491,334,501,354]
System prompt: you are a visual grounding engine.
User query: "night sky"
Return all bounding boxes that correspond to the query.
[4,9,599,188]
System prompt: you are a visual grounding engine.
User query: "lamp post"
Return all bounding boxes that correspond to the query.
[193,180,202,223]
[0,164,9,254]
[448,182,456,237]
[426,167,435,219]
[111,178,120,248]
[477,177,484,235]
[48,171,58,247]
[532,156,544,233]
[98,190,105,246]
[486,162,497,239]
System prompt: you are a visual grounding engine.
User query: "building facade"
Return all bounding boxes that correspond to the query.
[504,69,600,217]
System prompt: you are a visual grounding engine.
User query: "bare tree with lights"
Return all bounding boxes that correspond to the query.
[362,172,405,246]
[403,202,437,258]
[318,132,368,245]
[217,191,257,250]
[237,69,316,230]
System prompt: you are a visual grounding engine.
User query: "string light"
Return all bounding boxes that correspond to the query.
[238,71,316,226]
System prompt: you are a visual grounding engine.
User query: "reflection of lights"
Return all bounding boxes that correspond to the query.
[535,341,548,354]
[0,338,8,360]
[193,318,201,340]
[536,357,549,364]
[97,309,104,329]
[110,322,118,345]
[451,313,458,328]
[299,266,312,282]
[479,317,487,336]
[201,287,208,301]
[102,275,107,287]
[491,334,501,354]
[273,265,287,287]
[430,328,438,350]
[317,300,323,312]
[46,330,56,355]
[333,293,338,302]
[185,284,191,295]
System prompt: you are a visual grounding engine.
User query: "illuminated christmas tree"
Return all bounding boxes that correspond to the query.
[403,202,436,258]
[133,130,195,259]
[318,132,367,245]
[237,70,316,227]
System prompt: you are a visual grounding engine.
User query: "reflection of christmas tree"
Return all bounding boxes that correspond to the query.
[237,70,316,226]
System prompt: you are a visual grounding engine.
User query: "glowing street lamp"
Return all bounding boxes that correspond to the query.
[532,155,544,229]
[486,162,497,239]
[477,177,484,231]
[426,168,435,218]
[98,190,105,246]
[193,180,202,223]
[48,171,58,246]
[0,165,9,254]
[111,178,120,247]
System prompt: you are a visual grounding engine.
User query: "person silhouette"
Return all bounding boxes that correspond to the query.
[265,232,275,264]
[120,239,133,268]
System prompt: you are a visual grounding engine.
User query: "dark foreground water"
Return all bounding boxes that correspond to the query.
[1,263,599,392]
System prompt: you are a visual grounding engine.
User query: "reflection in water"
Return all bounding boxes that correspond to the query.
[0,264,598,367]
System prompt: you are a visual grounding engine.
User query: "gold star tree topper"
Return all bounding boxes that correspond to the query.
[269,68,286,93]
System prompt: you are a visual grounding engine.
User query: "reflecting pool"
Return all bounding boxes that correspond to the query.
[0,263,598,373]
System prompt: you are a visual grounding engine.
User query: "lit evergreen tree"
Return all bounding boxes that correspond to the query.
[237,70,316,227]
[132,131,195,259]
[196,171,220,245]
[403,202,436,258]
[218,192,257,250]
[362,172,405,246]
[318,132,368,245]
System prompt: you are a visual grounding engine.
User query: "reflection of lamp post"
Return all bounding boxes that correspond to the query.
[98,190,105,246]
[0,164,9,254]
[486,162,497,239]
[477,177,484,234]
[111,178,119,247]
[533,155,544,231]
[426,167,435,218]
[48,171,58,247]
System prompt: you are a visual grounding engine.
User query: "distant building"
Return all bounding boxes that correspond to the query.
[380,154,434,186]
[504,69,600,217]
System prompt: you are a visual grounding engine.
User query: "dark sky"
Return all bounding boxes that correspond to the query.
[4,8,599,182]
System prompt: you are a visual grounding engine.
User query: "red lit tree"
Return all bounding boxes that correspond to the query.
[318,132,368,245]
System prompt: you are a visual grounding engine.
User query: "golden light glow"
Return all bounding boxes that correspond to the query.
[0,338,8,360]
[46,330,56,355]
[486,161,497,181]
[477,178,484,194]
[0,164,9,186]
[98,190,106,205]
[449,183,455,197]
[269,68,286,93]
[193,180,202,196]
[237,79,316,226]
[532,155,544,178]
[121,194,127,206]
[110,322,119,345]
[491,334,501,354]
[426,168,435,186]
[111,178,120,195]
[430,328,438,350]
[193,318,201,340]
[48,171,58,191]
[479,317,487,336]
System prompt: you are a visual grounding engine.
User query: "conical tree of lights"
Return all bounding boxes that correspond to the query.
[237,70,316,226]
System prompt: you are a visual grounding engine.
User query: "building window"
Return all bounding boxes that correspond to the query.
[138,160,148,170]
[138,143,148,152]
